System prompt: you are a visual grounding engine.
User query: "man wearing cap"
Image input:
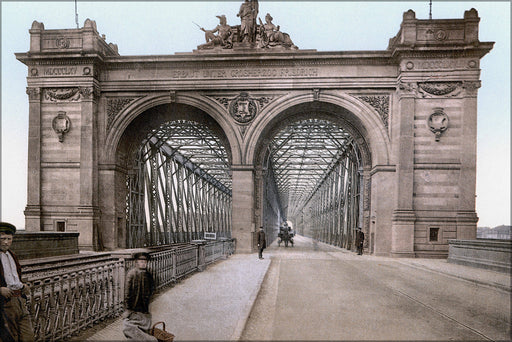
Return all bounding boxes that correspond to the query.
[0,222,34,342]
[122,251,157,341]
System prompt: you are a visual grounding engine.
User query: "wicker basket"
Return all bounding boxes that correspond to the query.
[151,321,174,342]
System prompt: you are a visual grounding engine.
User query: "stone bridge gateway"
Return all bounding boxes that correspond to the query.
[16,8,493,257]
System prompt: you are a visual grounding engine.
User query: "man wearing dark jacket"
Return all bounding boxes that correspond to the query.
[257,227,267,259]
[122,252,157,341]
[0,222,34,342]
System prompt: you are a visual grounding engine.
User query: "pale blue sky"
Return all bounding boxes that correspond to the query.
[1,1,510,229]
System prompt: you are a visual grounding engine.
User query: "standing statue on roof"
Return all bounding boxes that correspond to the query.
[237,0,258,43]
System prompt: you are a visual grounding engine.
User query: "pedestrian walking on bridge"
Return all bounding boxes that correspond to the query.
[257,227,266,259]
[123,252,158,341]
[356,228,365,255]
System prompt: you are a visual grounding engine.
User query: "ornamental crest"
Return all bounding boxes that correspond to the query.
[228,92,258,124]
[52,111,71,142]
[427,108,449,142]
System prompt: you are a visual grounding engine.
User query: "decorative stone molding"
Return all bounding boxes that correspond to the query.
[418,81,463,98]
[107,98,136,130]
[212,92,274,125]
[78,86,93,100]
[170,90,176,103]
[44,88,80,102]
[26,87,41,101]
[463,81,481,97]
[52,111,71,142]
[357,95,390,128]
[397,81,418,97]
[427,108,449,142]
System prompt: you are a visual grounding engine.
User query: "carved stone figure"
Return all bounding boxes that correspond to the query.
[237,0,258,43]
[258,13,297,49]
[197,15,233,50]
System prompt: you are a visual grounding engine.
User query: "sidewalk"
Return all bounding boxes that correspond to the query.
[81,254,270,341]
[77,240,510,341]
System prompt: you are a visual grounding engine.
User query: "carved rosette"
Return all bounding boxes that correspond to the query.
[418,81,463,98]
[44,88,80,102]
[427,108,449,142]
[107,98,136,130]
[357,95,390,128]
[52,111,71,142]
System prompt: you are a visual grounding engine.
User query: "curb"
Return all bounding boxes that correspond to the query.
[230,257,271,340]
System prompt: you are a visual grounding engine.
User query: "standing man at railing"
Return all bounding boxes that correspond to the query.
[122,252,158,341]
[0,222,34,342]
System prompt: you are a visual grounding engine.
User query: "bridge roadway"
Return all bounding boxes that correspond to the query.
[76,235,510,341]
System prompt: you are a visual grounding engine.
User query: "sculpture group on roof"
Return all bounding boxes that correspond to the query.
[197,0,297,50]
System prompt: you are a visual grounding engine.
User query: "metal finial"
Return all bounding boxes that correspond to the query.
[429,0,432,19]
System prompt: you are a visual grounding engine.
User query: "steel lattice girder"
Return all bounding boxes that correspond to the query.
[126,120,232,248]
[267,118,360,219]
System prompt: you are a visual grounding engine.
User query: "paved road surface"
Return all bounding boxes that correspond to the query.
[241,235,510,341]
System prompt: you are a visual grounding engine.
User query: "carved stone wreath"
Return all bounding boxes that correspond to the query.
[45,88,81,102]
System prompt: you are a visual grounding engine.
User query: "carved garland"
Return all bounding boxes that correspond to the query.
[107,98,136,130]
[418,81,463,98]
[357,95,390,128]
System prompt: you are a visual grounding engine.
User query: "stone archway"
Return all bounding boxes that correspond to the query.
[247,95,391,254]
[17,8,492,257]
[98,100,239,250]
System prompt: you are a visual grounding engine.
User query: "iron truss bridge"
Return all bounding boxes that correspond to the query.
[264,118,362,247]
[127,117,361,249]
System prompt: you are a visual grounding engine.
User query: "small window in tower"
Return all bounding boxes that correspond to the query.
[429,227,439,242]
[56,221,66,232]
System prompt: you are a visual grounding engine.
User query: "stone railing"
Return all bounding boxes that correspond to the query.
[21,239,235,341]
[448,239,512,273]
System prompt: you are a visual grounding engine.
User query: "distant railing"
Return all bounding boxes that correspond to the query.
[21,238,235,341]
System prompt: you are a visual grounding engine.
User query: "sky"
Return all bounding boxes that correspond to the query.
[1,1,510,229]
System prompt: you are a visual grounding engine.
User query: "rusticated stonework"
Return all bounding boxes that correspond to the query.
[357,95,390,128]
[107,98,136,130]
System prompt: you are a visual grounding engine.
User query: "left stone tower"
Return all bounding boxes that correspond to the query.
[16,19,119,250]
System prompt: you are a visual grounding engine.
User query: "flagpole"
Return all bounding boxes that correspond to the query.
[75,0,79,28]
[429,0,432,20]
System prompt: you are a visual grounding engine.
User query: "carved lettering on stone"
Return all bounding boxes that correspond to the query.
[418,81,463,98]
[107,98,136,130]
[44,88,80,102]
[357,95,389,128]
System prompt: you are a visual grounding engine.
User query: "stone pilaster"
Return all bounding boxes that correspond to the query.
[390,82,416,257]
[231,165,255,253]
[24,87,42,231]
